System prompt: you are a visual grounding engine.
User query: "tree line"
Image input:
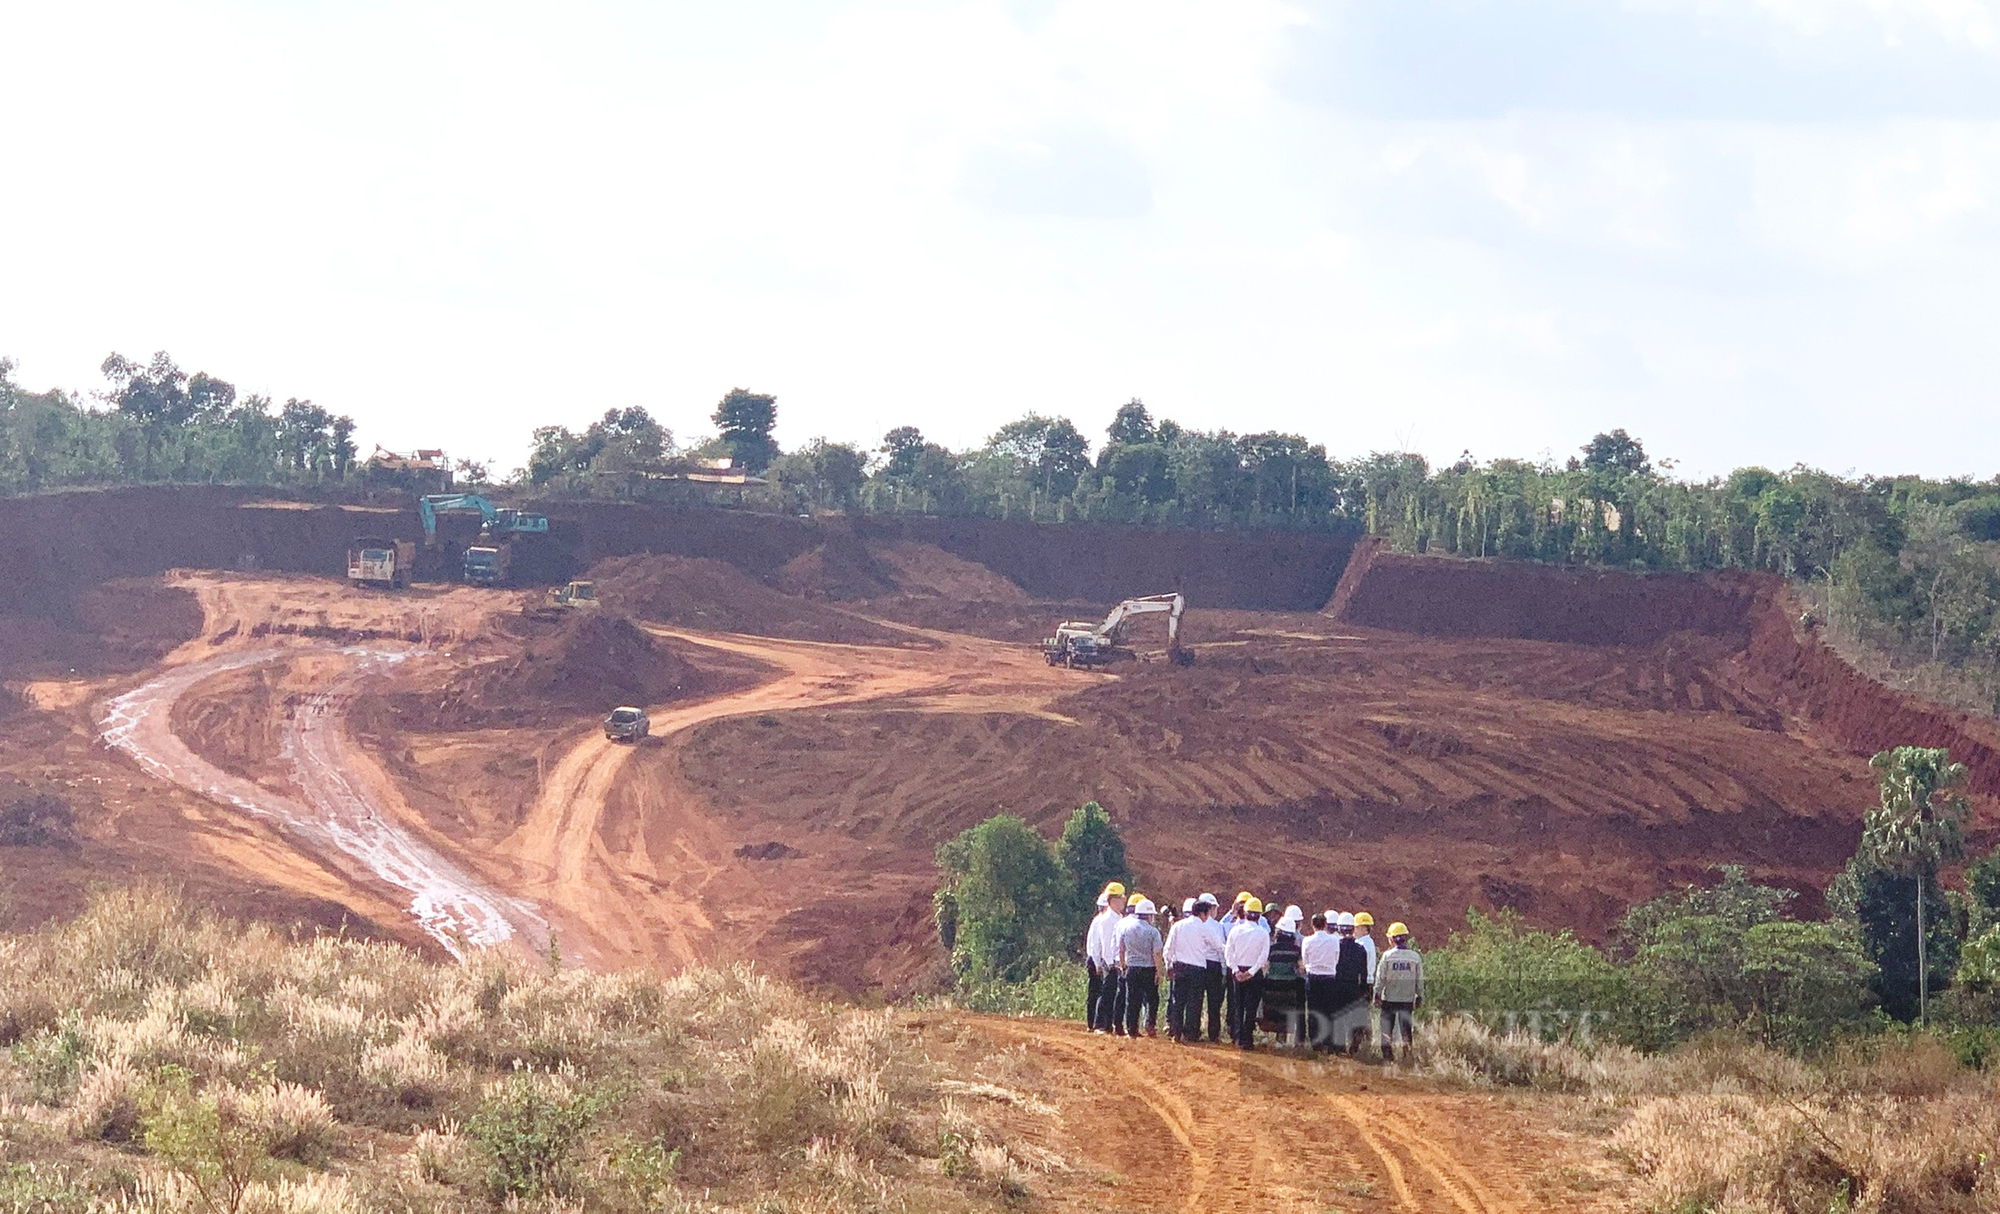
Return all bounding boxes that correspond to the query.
[0,353,360,492]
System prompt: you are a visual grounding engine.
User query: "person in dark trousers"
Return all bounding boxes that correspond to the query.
[1372,922,1424,1062]
[1198,893,1227,1042]
[1117,898,1164,1037]
[1084,883,1127,1033]
[1162,898,1205,1042]
[1223,897,1271,1049]
[1324,912,1372,1053]
[1261,906,1307,1044]
[1300,912,1342,1052]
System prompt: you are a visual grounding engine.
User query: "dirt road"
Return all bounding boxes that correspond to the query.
[100,642,547,955]
[93,572,545,955]
[495,622,1077,968]
[970,1018,1602,1214]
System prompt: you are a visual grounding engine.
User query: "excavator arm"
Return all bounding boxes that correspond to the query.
[418,494,549,543]
[1096,593,1184,649]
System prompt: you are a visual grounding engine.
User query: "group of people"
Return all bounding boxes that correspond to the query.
[1083,884,1425,1060]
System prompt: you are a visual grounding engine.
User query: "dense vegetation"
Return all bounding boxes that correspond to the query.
[0,355,360,492]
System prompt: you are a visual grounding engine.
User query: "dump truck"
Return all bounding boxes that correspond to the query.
[1044,593,1191,668]
[346,538,417,589]
[462,545,512,587]
[419,494,548,586]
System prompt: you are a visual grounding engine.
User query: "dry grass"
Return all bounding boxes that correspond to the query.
[1416,1016,2000,1212]
[0,887,1055,1213]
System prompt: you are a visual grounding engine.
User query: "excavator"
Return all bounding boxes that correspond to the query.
[417,494,549,586]
[1043,593,1191,669]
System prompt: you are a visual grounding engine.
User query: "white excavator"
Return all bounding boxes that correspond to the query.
[1043,593,1192,669]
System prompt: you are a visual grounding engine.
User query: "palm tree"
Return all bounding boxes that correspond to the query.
[1863,746,1970,1022]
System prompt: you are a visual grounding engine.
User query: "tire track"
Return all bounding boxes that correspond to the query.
[99,643,546,956]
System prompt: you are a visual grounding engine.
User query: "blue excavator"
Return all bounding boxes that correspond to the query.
[418,494,549,586]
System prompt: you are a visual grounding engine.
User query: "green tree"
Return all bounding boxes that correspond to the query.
[1965,842,2000,936]
[770,438,867,512]
[1578,429,1651,475]
[1621,867,1876,1049]
[880,426,926,477]
[1859,745,1969,1022]
[712,388,779,473]
[1106,398,1154,445]
[935,815,1068,984]
[986,413,1091,499]
[1425,909,1625,1041]
[1054,801,1126,921]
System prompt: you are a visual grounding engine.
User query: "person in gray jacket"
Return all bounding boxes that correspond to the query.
[1371,921,1424,1062]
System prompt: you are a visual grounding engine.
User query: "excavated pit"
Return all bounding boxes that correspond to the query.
[6,485,1998,992]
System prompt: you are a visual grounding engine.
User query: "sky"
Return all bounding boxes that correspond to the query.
[3,0,1999,480]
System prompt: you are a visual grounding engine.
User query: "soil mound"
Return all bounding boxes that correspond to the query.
[866,540,1028,601]
[588,554,909,646]
[0,578,202,682]
[768,533,896,600]
[404,614,703,729]
[1739,585,2000,797]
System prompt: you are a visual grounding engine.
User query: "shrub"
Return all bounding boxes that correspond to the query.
[0,792,79,849]
[1623,869,1878,1051]
[936,815,1070,984]
[465,1071,605,1201]
[1424,908,1626,1041]
[952,957,1087,1020]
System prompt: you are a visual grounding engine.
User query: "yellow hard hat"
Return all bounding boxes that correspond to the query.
[1387,922,1410,939]
[1242,897,1265,914]
[1126,893,1144,908]
[1103,882,1126,897]
[1352,912,1374,927]
[1234,891,1254,904]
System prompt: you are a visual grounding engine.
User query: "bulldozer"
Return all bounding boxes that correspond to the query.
[1043,593,1191,669]
[523,580,600,622]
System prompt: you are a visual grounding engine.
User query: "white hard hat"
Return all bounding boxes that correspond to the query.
[1097,892,1109,908]
[1325,909,1339,924]
[1133,898,1156,916]
[1197,892,1219,908]
[1182,897,1197,914]
[1279,905,1304,930]
[1337,912,1357,928]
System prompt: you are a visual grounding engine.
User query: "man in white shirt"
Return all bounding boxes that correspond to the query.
[1300,913,1342,1052]
[1084,883,1126,1033]
[1223,898,1273,1050]
[1162,898,1210,1043]
[1193,893,1227,1043]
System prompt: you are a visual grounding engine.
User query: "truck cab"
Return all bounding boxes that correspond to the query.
[462,545,511,586]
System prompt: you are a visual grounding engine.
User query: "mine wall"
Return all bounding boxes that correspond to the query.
[1740,587,2000,799]
[1325,538,1760,645]
[1327,538,2000,799]
[0,486,1357,621]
